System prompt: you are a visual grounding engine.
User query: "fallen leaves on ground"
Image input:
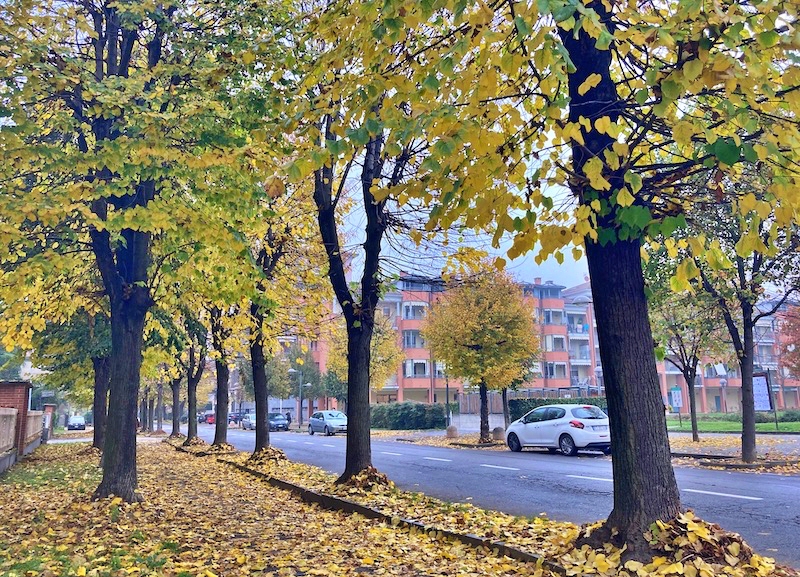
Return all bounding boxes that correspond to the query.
[1,442,556,577]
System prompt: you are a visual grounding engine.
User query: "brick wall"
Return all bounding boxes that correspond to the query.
[0,381,32,453]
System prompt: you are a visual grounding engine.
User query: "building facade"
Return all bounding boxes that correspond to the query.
[368,274,800,413]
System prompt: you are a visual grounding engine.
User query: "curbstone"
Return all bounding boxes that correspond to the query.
[217,457,566,576]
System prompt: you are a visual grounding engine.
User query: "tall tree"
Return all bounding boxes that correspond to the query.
[422,268,539,443]
[312,0,800,555]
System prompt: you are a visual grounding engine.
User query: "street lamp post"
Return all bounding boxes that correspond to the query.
[288,368,312,429]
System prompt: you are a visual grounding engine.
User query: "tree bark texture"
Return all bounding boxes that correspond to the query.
[341,324,374,481]
[586,239,682,553]
[183,344,203,445]
[502,387,510,429]
[91,356,110,451]
[93,306,147,502]
[170,377,182,437]
[740,307,756,462]
[479,382,490,443]
[213,358,230,446]
[558,0,682,556]
[250,306,270,453]
[681,364,700,443]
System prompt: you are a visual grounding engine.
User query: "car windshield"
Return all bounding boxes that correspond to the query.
[69,417,84,423]
[268,413,285,419]
[326,411,346,419]
[570,406,606,419]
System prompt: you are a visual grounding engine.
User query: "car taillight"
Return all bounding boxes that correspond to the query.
[569,420,585,429]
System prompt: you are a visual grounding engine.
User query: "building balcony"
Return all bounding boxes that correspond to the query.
[569,356,592,366]
[567,324,591,335]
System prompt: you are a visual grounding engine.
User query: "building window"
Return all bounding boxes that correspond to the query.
[403,303,427,320]
[403,330,425,349]
[542,309,564,325]
[404,360,429,377]
[545,362,567,378]
[545,335,566,352]
[309,341,318,351]
[434,361,446,378]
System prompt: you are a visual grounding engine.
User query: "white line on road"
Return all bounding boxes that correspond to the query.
[323,444,335,448]
[284,440,297,443]
[381,451,402,456]
[480,464,520,471]
[304,442,313,445]
[683,489,762,501]
[423,457,452,462]
[567,475,613,482]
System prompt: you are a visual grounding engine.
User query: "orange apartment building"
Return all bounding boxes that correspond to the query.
[366,274,800,413]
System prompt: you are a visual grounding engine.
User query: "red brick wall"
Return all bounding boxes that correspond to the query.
[0,381,32,452]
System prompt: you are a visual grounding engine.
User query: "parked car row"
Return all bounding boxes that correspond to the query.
[240,413,290,431]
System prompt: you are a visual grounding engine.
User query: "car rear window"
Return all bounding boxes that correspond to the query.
[570,406,606,419]
[327,411,345,418]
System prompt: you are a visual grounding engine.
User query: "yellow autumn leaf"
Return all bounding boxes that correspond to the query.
[578,73,602,96]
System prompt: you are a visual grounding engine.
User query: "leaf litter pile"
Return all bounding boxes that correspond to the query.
[0,442,795,577]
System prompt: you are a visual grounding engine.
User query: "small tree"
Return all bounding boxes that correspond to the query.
[647,284,728,442]
[422,268,539,443]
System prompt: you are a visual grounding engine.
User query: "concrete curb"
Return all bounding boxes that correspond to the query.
[218,458,566,576]
[670,452,800,469]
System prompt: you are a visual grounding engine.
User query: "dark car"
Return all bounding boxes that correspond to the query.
[228,412,243,425]
[268,412,289,431]
[67,415,86,430]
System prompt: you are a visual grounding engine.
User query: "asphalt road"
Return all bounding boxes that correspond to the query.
[196,425,800,567]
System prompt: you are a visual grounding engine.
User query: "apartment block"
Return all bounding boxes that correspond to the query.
[369,274,800,412]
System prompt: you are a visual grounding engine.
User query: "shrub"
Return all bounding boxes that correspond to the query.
[370,402,446,430]
[509,397,607,422]
[779,410,800,423]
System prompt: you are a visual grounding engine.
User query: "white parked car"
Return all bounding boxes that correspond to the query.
[505,404,611,456]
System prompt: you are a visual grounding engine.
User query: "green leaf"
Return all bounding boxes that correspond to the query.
[660,80,681,101]
[712,138,740,166]
[757,30,780,48]
[514,16,532,37]
[595,29,613,51]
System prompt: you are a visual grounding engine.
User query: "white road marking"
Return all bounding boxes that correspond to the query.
[323,444,335,448]
[480,464,520,471]
[567,475,613,482]
[423,457,452,462]
[304,442,313,445]
[683,489,762,501]
[566,476,762,502]
[284,440,297,443]
[381,451,402,456]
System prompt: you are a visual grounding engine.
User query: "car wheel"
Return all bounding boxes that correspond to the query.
[308,426,314,435]
[324,426,331,436]
[507,433,522,452]
[547,448,558,454]
[603,446,612,456]
[559,434,578,456]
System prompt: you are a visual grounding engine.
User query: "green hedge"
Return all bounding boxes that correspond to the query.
[371,401,447,430]
[509,397,607,422]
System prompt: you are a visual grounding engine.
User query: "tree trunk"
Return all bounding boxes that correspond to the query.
[93,306,147,502]
[558,0,681,558]
[213,358,230,446]
[185,378,198,444]
[478,381,490,443]
[154,385,162,433]
[139,393,147,432]
[682,364,700,443]
[250,305,270,453]
[338,324,373,483]
[91,356,110,451]
[502,387,510,430]
[170,377,182,437]
[183,344,203,445]
[585,238,682,557]
[740,306,756,462]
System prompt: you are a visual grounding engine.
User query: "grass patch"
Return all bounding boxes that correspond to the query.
[667,419,800,433]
